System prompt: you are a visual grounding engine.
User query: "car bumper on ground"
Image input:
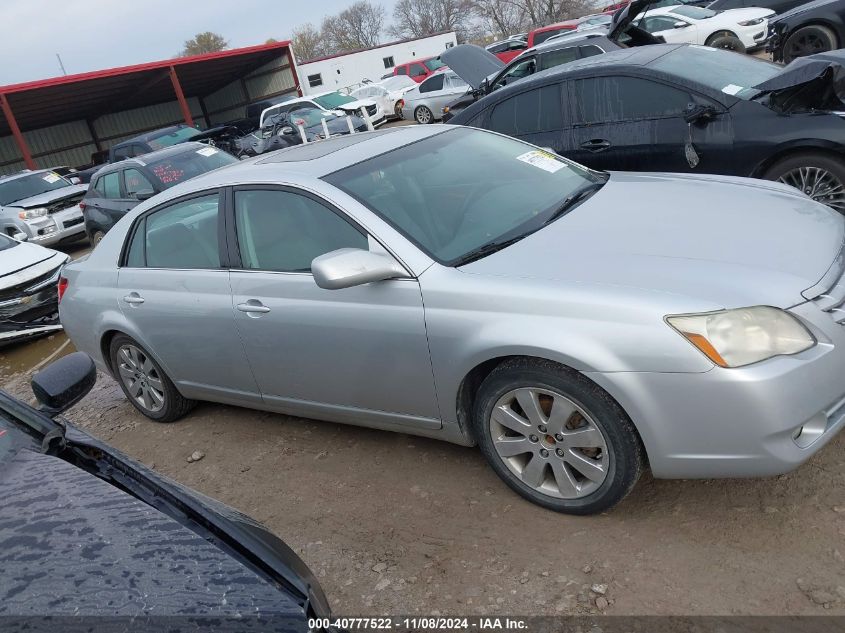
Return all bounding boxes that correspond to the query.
[588,300,845,479]
[0,254,67,346]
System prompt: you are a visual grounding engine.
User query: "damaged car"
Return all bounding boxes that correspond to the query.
[259,91,384,129]
[768,0,845,63]
[448,44,845,212]
[0,352,333,627]
[0,170,87,246]
[0,232,68,346]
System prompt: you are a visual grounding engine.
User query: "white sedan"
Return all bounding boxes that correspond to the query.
[349,76,418,119]
[259,91,385,129]
[636,5,774,52]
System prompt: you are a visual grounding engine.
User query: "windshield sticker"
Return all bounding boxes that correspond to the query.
[42,172,61,183]
[516,150,565,174]
[722,84,743,95]
[196,146,218,157]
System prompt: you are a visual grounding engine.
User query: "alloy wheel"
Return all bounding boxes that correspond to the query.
[117,344,166,413]
[778,166,845,212]
[415,106,432,124]
[786,32,829,59]
[489,387,609,499]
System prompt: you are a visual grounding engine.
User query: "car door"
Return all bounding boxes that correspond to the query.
[117,190,260,404]
[566,75,722,172]
[226,186,440,424]
[486,83,568,152]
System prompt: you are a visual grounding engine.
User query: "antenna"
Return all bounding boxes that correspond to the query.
[56,53,67,76]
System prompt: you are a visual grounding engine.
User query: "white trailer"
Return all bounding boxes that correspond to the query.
[296,32,458,95]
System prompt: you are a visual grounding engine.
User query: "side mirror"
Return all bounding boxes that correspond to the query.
[69,176,82,185]
[684,103,717,123]
[12,232,28,242]
[135,190,156,201]
[31,352,96,416]
[673,21,689,28]
[311,248,408,290]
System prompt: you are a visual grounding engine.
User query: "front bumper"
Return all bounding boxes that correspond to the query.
[588,300,845,479]
[0,256,67,345]
[16,205,86,246]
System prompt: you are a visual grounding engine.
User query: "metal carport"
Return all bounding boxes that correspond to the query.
[0,41,300,174]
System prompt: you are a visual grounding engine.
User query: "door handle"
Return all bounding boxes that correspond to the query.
[237,300,271,315]
[580,139,611,152]
[123,292,144,305]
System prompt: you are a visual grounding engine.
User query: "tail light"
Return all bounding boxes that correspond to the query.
[58,276,68,303]
[397,99,405,109]
[78,200,86,212]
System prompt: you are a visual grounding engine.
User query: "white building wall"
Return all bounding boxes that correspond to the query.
[298,32,457,95]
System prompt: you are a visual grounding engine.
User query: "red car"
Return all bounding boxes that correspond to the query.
[526,20,581,47]
[391,56,448,83]
[484,38,528,63]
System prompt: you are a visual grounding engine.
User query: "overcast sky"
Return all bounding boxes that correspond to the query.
[1,0,398,85]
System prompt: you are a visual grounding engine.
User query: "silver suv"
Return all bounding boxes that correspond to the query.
[0,170,88,246]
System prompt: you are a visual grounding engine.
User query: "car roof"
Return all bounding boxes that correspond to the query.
[532,30,615,51]
[532,20,579,34]
[95,142,213,174]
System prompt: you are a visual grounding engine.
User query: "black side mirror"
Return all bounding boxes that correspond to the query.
[31,352,96,416]
[684,104,716,124]
[135,190,156,201]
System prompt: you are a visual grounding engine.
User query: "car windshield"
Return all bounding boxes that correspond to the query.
[534,27,569,45]
[144,147,238,188]
[0,233,18,251]
[424,58,445,71]
[325,128,605,265]
[651,45,781,99]
[147,127,202,150]
[314,93,357,109]
[669,5,716,18]
[0,172,70,205]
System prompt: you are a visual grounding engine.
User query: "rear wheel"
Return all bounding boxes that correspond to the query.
[92,230,105,246]
[705,31,745,53]
[763,152,845,213]
[109,334,195,422]
[414,105,434,124]
[783,25,837,63]
[472,358,645,515]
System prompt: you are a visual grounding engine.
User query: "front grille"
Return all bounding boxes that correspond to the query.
[46,192,84,214]
[62,216,83,228]
[365,104,377,117]
[812,270,845,325]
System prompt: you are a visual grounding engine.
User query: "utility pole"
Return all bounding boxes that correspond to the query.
[56,53,67,76]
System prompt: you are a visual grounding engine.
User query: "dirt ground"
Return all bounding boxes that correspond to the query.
[3,327,845,616]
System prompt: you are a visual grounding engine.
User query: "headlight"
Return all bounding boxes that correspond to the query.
[666,306,815,367]
[18,207,47,220]
[738,17,763,26]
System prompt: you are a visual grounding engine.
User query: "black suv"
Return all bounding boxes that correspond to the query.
[82,142,238,244]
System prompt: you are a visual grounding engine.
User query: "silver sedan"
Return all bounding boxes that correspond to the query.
[59,126,845,514]
[400,71,469,124]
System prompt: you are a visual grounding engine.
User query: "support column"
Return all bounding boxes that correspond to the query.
[0,93,35,169]
[169,66,194,127]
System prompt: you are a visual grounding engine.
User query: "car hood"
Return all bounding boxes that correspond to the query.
[4,183,88,210]
[441,44,505,89]
[460,171,843,309]
[716,7,776,20]
[772,0,838,22]
[752,49,845,108]
[334,97,377,112]
[0,241,64,287]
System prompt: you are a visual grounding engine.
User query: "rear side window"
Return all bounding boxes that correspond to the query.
[101,172,121,199]
[539,47,579,71]
[573,76,691,123]
[396,66,408,75]
[126,193,220,269]
[579,45,604,58]
[420,74,445,92]
[489,85,563,135]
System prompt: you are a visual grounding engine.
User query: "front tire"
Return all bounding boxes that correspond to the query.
[705,32,745,53]
[783,25,837,63]
[472,358,645,515]
[414,105,434,124]
[763,152,845,213]
[92,230,105,246]
[109,334,195,422]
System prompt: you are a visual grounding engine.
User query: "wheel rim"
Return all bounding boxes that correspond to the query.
[777,166,845,212]
[117,344,166,413]
[416,107,431,124]
[787,32,830,59]
[489,387,609,499]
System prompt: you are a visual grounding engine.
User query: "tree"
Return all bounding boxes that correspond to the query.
[472,0,528,38]
[505,0,591,29]
[180,31,228,56]
[322,1,385,51]
[390,0,476,42]
[291,22,329,61]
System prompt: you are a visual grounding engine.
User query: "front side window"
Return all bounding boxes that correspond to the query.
[640,15,687,32]
[410,63,427,77]
[420,74,445,93]
[489,85,564,135]
[493,58,536,90]
[325,128,603,265]
[234,189,366,273]
[538,47,579,71]
[124,168,155,198]
[396,66,408,75]
[573,76,691,123]
[129,194,220,269]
